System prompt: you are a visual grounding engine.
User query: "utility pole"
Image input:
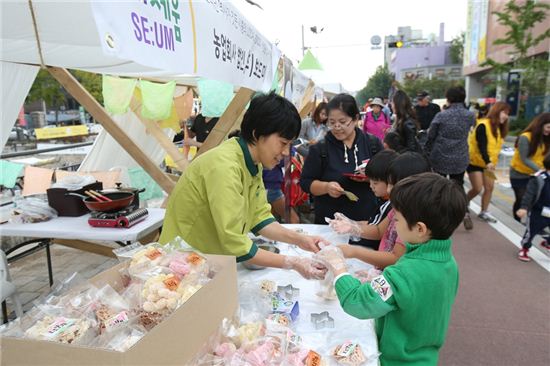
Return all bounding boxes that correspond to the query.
[301,25,306,56]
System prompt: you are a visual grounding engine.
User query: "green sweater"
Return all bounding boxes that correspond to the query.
[335,238,459,366]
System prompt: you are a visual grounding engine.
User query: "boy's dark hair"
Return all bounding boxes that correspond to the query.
[365,150,399,182]
[240,91,301,144]
[544,152,550,170]
[390,173,467,239]
[445,86,466,104]
[326,93,361,120]
[387,152,431,185]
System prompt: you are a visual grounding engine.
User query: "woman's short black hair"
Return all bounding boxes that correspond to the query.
[240,91,301,144]
[365,150,399,182]
[446,86,466,104]
[390,172,467,240]
[387,152,431,185]
[326,93,361,120]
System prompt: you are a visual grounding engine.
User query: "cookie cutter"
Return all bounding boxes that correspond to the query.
[277,284,300,299]
[310,311,335,329]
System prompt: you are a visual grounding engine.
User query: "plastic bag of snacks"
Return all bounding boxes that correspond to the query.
[10,196,58,224]
[89,285,132,335]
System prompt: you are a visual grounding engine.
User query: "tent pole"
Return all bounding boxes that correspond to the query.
[195,87,255,157]
[129,97,189,173]
[47,67,175,193]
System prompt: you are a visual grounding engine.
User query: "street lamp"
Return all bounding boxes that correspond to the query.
[301,25,324,55]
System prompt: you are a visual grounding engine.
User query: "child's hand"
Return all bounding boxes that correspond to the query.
[315,246,347,275]
[337,244,356,259]
[326,213,363,237]
[516,208,527,219]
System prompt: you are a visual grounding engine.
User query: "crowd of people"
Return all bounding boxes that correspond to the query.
[163,88,549,365]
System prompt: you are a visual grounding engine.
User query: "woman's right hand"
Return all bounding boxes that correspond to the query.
[486,162,496,171]
[326,182,344,198]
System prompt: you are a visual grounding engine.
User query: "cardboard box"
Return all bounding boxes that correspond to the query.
[1,254,237,365]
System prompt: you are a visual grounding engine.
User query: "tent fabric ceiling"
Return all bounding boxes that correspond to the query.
[0,1,200,85]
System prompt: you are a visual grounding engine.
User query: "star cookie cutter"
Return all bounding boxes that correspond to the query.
[277,284,300,299]
[310,311,335,330]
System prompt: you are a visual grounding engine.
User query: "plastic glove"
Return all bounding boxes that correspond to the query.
[325,212,362,241]
[283,256,327,280]
[315,246,347,274]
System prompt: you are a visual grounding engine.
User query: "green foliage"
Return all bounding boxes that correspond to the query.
[450,32,465,64]
[73,70,103,105]
[26,69,65,108]
[356,65,394,106]
[481,0,550,97]
[26,69,103,109]
[401,77,465,100]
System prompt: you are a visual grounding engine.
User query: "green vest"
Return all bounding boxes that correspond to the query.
[159,138,275,261]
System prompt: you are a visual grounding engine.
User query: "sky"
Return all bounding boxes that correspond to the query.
[233,0,468,92]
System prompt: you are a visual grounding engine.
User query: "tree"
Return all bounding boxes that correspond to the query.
[401,77,464,100]
[449,32,465,64]
[356,65,394,107]
[481,0,550,97]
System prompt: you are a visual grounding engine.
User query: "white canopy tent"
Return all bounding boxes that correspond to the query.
[1,0,319,193]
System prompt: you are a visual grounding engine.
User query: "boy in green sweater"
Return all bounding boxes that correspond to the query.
[317,173,467,366]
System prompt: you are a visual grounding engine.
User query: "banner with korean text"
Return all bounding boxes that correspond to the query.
[91,0,277,91]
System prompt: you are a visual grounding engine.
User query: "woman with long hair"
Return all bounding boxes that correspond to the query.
[465,102,511,226]
[510,112,550,222]
[299,102,328,144]
[391,90,422,153]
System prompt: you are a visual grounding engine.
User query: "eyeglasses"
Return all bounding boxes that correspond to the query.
[327,118,354,129]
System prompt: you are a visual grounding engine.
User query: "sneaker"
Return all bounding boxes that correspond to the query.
[463,213,473,230]
[518,249,531,262]
[478,212,497,223]
[540,240,550,250]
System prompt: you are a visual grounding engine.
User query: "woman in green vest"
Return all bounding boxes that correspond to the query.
[510,113,550,221]
[160,92,327,280]
[465,102,510,227]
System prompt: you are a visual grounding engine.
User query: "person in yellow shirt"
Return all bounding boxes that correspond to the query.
[465,102,511,226]
[510,113,550,222]
[160,92,327,280]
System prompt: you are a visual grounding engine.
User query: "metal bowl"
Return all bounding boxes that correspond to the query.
[242,244,280,270]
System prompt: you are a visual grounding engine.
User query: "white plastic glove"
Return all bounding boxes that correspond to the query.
[325,212,362,241]
[283,256,327,280]
[315,246,348,275]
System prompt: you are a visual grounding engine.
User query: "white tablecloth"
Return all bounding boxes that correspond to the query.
[0,208,165,242]
[238,224,380,366]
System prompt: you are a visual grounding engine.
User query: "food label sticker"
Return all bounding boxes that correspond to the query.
[336,341,357,357]
[371,274,393,302]
[163,275,181,291]
[105,311,129,331]
[46,317,75,338]
[145,248,162,260]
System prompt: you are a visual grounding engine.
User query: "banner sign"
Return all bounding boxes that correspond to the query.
[91,1,276,91]
[35,125,89,140]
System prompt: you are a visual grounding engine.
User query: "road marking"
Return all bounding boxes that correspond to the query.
[469,201,550,272]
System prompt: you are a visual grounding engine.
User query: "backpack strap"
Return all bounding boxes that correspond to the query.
[318,139,329,172]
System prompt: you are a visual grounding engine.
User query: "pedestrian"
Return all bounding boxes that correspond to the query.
[299,102,329,145]
[159,92,328,279]
[466,102,511,224]
[415,90,441,131]
[510,112,550,221]
[424,86,475,204]
[300,93,382,248]
[363,97,392,142]
[391,90,422,153]
[316,172,467,366]
[516,153,550,261]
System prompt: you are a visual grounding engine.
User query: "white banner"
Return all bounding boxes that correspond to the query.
[91,1,275,91]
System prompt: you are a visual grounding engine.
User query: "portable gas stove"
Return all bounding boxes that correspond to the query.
[88,208,149,228]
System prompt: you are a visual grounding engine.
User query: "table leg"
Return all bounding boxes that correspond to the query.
[45,240,53,286]
[2,301,8,324]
